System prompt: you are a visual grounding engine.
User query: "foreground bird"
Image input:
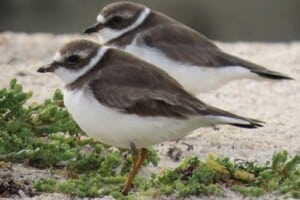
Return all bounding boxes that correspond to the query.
[37,39,262,194]
[83,1,292,94]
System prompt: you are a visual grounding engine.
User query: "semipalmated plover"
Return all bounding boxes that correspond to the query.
[37,39,263,194]
[83,1,292,94]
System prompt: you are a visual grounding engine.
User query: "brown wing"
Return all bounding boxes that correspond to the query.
[135,24,292,79]
[88,49,262,128]
[89,56,205,119]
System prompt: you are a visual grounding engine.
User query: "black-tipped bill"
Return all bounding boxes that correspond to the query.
[37,63,56,73]
[83,23,104,34]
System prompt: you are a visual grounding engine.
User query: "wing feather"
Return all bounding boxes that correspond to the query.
[135,24,292,79]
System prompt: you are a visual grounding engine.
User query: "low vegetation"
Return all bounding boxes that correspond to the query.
[0,79,299,199]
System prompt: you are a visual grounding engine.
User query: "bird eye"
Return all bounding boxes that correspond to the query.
[66,55,80,64]
[110,16,123,24]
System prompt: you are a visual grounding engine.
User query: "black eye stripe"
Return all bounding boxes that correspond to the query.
[108,16,123,24]
[66,55,80,64]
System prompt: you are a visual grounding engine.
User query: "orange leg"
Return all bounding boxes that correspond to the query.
[122,148,148,195]
[134,148,148,175]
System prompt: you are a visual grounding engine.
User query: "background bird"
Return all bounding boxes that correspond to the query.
[84,1,292,94]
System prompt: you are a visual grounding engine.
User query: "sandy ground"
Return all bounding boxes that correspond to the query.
[0,32,299,199]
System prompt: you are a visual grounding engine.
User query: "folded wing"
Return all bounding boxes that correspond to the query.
[136,24,292,80]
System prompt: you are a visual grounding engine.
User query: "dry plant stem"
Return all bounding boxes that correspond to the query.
[122,148,148,195]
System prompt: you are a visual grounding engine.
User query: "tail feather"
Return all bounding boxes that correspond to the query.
[221,52,293,80]
[211,115,264,129]
[250,69,293,80]
[229,119,264,129]
[202,104,264,129]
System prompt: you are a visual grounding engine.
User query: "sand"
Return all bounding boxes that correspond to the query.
[0,32,299,199]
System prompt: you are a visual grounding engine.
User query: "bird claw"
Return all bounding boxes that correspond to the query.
[120,183,134,196]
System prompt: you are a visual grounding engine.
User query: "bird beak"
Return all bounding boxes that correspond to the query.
[83,22,104,34]
[37,63,57,73]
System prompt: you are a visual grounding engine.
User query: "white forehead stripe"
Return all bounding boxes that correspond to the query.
[54,46,108,85]
[98,7,151,43]
[53,52,63,62]
[97,14,106,23]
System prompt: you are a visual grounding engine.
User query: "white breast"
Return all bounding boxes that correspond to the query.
[124,42,258,94]
[63,89,216,149]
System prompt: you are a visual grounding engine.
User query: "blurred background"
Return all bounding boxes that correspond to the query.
[0,0,299,42]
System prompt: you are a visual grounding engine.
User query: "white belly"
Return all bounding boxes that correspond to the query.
[63,89,213,149]
[124,43,257,94]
